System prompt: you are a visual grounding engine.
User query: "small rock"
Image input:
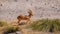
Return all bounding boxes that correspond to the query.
[16,31,22,34]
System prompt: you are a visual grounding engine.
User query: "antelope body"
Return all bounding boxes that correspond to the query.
[17,9,33,24]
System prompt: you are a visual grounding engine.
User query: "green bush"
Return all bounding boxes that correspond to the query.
[0,20,7,27]
[6,26,19,33]
[29,19,60,32]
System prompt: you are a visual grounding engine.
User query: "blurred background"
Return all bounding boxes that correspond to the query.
[0,0,60,21]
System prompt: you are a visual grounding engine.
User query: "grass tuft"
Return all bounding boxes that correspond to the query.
[29,19,60,32]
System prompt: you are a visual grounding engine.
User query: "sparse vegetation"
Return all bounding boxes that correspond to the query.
[29,19,60,32]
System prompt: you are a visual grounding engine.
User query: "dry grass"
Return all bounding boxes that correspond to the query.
[0,20,19,34]
[29,19,60,33]
[0,19,60,34]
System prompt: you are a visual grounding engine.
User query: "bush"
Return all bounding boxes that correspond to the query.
[5,26,19,33]
[0,20,7,27]
[29,19,60,32]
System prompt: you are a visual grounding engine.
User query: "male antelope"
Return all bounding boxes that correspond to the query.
[17,9,33,24]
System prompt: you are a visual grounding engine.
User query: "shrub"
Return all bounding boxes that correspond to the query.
[29,19,60,32]
[5,26,19,33]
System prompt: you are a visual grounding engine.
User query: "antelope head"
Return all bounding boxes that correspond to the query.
[28,9,33,18]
